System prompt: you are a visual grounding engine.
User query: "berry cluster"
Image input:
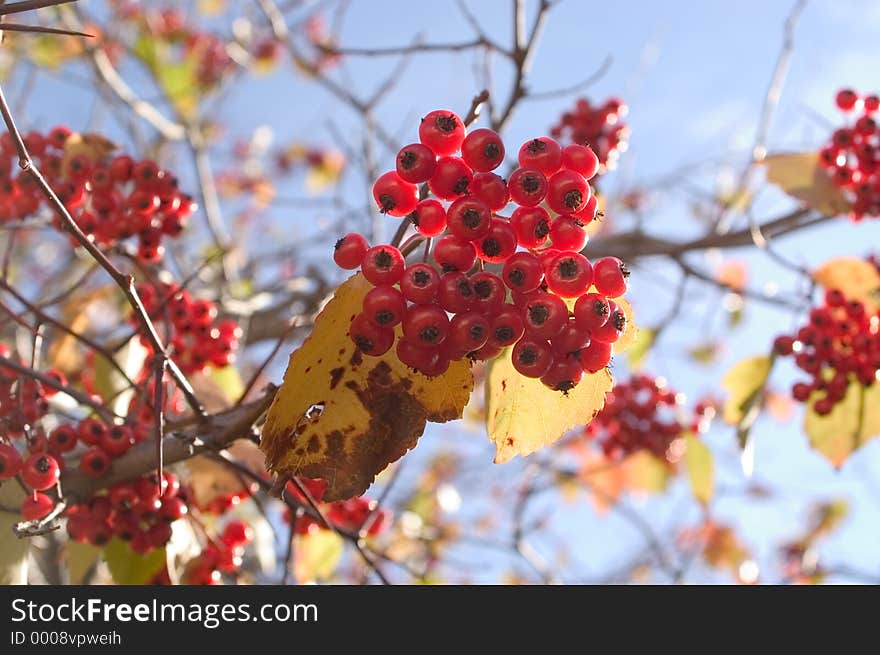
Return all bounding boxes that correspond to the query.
[334,109,632,392]
[283,478,389,537]
[583,374,715,460]
[773,288,880,415]
[550,97,629,174]
[135,281,242,374]
[819,88,880,221]
[0,344,62,435]
[182,520,255,585]
[0,127,196,264]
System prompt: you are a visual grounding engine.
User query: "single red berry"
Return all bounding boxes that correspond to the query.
[77,418,108,447]
[334,233,369,269]
[22,453,60,490]
[790,382,811,402]
[508,167,547,207]
[433,234,477,272]
[549,214,587,252]
[591,301,626,343]
[0,443,22,480]
[475,219,517,263]
[577,340,612,373]
[545,252,593,298]
[773,335,796,356]
[517,137,563,176]
[160,496,188,521]
[396,338,440,373]
[372,171,418,217]
[362,245,405,285]
[101,425,134,458]
[438,272,476,313]
[80,448,111,478]
[562,144,600,179]
[864,94,880,113]
[349,313,395,356]
[448,312,490,352]
[447,196,492,240]
[470,172,510,211]
[221,520,254,547]
[428,156,473,200]
[572,194,599,223]
[521,293,568,339]
[396,143,437,183]
[470,341,504,361]
[835,88,859,112]
[471,272,506,316]
[461,128,505,172]
[503,251,544,292]
[552,319,591,356]
[419,110,465,156]
[363,285,407,327]
[574,292,611,331]
[400,264,440,304]
[403,304,449,347]
[510,206,551,248]
[813,397,834,416]
[489,306,525,347]
[512,338,553,378]
[593,256,629,297]
[540,356,583,393]
[546,169,590,215]
[410,199,447,237]
[21,493,54,521]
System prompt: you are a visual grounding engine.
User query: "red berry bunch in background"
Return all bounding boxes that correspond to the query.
[0,343,60,436]
[583,374,715,460]
[135,281,242,374]
[773,288,880,416]
[283,478,390,538]
[0,127,197,264]
[550,97,630,175]
[181,519,255,585]
[819,88,880,221]
[334,109,632,392]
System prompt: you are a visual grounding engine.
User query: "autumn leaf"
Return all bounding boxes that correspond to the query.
[261,274,473,501]
[612,297,638,354]
[804,381,880,467]
[293,530,344,583]
[721,355,773,425]
[0,483,28,584]
[103,538,166,585]
[813,257,880,312]
[578,450,671,512]
[763,151,851,217]
[486,350,613,463]
[684,435,714,506]
[626,326,655,370]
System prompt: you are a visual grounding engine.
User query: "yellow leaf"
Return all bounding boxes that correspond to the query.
[261,274,473,500]
[612,297,638,355]
[0,483,28,584]
[65,542,102,584]
[486,349,613,463]
[103,538,166,585]
[763,152,850,217]
[579,450,670,512]
[721,355,773,424]
[626,326,655,370]
[684,435,714,506]
[294,530,344,583]
[813,257,880,312]
[804,381,880,467]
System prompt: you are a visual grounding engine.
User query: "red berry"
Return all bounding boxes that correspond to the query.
[400,264,440,304]
[403,304,449,347]
[396,338,440,373]
[508,167,547,207]
[349,313,395,356]
[433,234,476,272]
[510,206,550,248]
[101,425,134,457]
[521,293,568,339]
[428,156,473,200]
[865,94,880,113]
[334,233,369,269]
[773,335,796,356]
[835,88,859,112]
[21,493,54,521]
[410,199,447,237]
[471,272,506,316]
[80,448,111,478]
[591,301,626,343]
[552,319,590,355]
[221,520,254,547]
[471,341,504,361]
[22,453,60,490]
[540,356,583,393]
[545,252,593,298]
[447,196,492,240]
[419,110,465,156]
[448,312,490,352]
[574,292,610,331]
[475,219,517,263]
[512,338,553,378]
[791,382,812,402]
[502,251,544,292]
[461,128,505,172]
[593,256,629,298]
[0,443,22,480]
[470,172,509,211]
[546,169,590,215]
[577,339,612,373]
[363,285,407,327]
[549,215,587,252]
[489,306,525,347]
[438,272,476,313]
[517,137,562,176]
[396,143,436,183]
[372,171,418,217]
[562,144,600,179]
[362,245,405,285]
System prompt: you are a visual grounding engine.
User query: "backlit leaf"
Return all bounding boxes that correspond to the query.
[684,435,714,506]
[813,257,880,312]
[293,530,344,583]
[804,381,880,467]
[721,355,773,425]
[764,151,850,217]
[103,538,166,585]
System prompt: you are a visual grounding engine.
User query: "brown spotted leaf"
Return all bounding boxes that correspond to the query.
[260,274,473,501]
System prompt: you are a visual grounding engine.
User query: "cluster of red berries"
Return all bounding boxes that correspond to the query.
[0,344,63,435]
[773,288,880,415]
[0,126,197,264]
[135,281,242,374]
[182,520,255,585]
[550,97,629,175]
[333,109,631,392]
[283,478,389,537]
[819,88,880,221]
[583,374,715,460]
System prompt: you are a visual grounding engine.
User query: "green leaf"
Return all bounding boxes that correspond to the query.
[103,538,166,585]
[132,34,199,120]
[684,435,714,506]
[294,530,344,583]
[0,483,28,584]
[804,381,880,467]
[626,327,655,370]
